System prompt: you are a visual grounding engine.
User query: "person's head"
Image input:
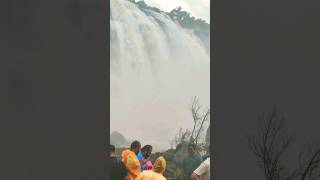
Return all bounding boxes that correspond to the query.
[141,145,152,159]
[130,140,141,154]
[152,156,166,174]
[109,144,116,157]
[188,143,197,155]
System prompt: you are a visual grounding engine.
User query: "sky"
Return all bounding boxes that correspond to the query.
[140,0,210,22]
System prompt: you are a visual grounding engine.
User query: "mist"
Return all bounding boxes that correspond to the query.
[110,0,210,151]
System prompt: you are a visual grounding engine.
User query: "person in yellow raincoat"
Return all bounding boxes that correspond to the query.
[135,156,167,180]
[122,141,142,180]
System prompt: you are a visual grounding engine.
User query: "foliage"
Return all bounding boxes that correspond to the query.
[166,161,183,180]
[130,1,209,32]
[170,128,191,148]
[126,1,210,52]
[168,7,209,30]
[135,0,163,14]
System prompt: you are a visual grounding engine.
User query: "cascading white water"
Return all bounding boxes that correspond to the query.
[110,0,210,151]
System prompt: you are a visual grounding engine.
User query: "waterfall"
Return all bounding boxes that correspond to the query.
[110,0,210,150]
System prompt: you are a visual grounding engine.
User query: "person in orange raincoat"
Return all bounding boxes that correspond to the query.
[122,141,142,179]
[135,156,167,180]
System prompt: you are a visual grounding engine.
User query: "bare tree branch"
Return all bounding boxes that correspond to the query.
[247,108,320,180]
[299,145,320,180]
[190,96,201,143]
[247,108,294,180]
[195,108,210,145]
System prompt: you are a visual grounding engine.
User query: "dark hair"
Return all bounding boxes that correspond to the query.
[188,143,196,150]
[109,144,115,153]
[130,140,141,150]
[141,145,152,152]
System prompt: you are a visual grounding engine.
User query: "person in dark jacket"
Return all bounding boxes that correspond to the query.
[110,144,129,180]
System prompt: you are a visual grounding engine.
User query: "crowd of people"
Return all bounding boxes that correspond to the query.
[109,140,211,180]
